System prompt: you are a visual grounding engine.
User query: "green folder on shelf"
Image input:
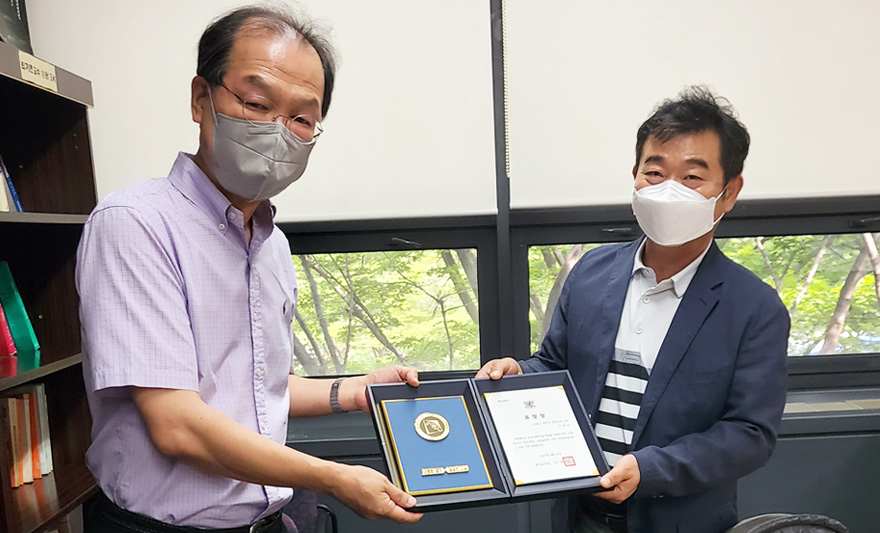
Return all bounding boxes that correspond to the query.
[0,262,40,371]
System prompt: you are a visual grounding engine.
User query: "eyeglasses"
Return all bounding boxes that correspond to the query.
[218,83,324,143]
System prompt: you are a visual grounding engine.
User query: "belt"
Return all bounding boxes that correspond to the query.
[579,496,628,533]
[92,490,283,533]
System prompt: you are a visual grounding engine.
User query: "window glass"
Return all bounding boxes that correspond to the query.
[528,233,880,356]
[292,249,480,376]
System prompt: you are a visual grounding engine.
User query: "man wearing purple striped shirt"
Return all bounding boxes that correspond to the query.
[76,6,422,532]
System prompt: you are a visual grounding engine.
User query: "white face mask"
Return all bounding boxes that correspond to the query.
[208,90,314,202]
[631,180,725,247]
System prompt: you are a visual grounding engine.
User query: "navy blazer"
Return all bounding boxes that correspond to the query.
[521,239,789,533]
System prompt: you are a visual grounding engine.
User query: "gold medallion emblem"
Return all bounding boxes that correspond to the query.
[414,412,450,441]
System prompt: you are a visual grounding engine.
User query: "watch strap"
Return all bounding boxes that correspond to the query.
[329,378,345,414]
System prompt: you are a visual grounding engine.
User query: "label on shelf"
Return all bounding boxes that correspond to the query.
[18,51,57,93]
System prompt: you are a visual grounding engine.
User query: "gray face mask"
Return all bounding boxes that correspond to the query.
[209,90,314,202]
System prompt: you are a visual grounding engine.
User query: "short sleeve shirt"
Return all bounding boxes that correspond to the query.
[76,153,297,528]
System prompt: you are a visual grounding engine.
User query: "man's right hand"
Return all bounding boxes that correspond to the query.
[330,464,423,523]
[475,357,523,380]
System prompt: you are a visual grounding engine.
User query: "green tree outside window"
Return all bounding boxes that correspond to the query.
[527,234,880,356]
[291,250,480,376]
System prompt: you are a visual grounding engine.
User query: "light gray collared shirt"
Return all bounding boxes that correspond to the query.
[595,239,712,465]
[615,239,711,371]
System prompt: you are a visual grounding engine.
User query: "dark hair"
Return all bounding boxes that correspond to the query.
[197,4,337,118]
[635,86,750,185]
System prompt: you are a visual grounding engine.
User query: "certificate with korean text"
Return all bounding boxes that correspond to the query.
[484,385,598,485]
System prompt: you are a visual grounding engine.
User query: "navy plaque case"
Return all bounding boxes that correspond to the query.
[367,370,610,512]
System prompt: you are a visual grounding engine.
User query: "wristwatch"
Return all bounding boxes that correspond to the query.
[329,378,345,414]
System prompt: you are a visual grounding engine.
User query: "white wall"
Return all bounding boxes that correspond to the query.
[505,1,880,208]
[27,1,497,221]
[26,1,880,218]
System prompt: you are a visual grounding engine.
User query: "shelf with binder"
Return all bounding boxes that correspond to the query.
[2,362,94,533]
[4,464,96,533]
[0,355,83,394]
[0,44,95,217]
[0,41,96,533]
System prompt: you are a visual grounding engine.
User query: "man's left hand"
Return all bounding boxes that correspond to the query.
[595,454,640,504]
[348,365,419,412]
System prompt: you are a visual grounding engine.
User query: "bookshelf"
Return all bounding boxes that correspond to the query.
[0,41,97,533]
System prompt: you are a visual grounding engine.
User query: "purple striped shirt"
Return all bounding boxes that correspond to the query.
[76,153,298,528]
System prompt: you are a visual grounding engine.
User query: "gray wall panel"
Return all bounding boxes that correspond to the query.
[314,456,533,533]
[289,394,880,531]
[738,433,880,532]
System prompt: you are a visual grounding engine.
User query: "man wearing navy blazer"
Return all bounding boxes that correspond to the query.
[478,87,789,533]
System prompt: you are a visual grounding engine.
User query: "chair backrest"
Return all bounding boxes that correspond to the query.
[315,503,339,533]
[727,513,848,533]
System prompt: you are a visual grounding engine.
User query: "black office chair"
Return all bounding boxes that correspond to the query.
[727,513,848,533]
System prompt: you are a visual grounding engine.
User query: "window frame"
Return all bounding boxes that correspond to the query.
[279,215,500,377]
[278,194,880,389]
[509,195,880,391]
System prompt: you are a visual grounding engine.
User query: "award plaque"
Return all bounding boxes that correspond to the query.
[380,396,493,495]
[368,370,610,512]
[369,379,509,511]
